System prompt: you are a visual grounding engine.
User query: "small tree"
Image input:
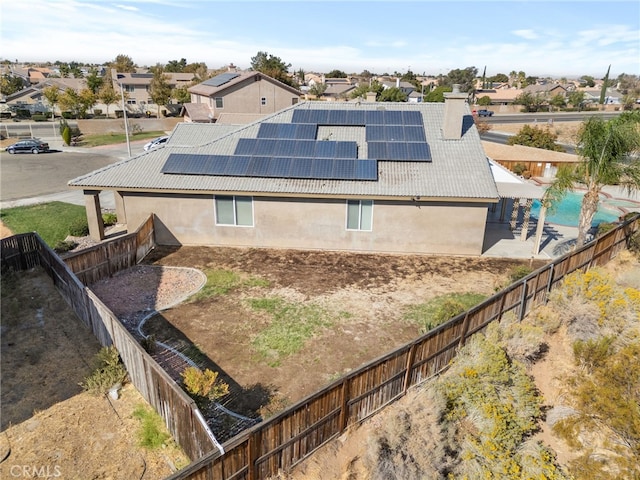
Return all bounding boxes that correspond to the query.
[181,366,229,408]
[308,83,327,98]
[549,93,566,111]
[379,87,407,102]
[42,85,59,121]
[148,64,172,117]
[62,125,71,146]
[507,124,565,152]
[568,91,586,109]
[171,84,191,104]
[514,91,545,112]
[477,95,492,106]
[98,82,118,118]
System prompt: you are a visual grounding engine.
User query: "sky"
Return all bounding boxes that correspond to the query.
[1,0,639,78]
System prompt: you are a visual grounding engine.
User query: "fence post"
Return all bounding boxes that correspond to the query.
[339,378,350,432]
[518,278,528,322]
[402,343,418,393]
[248,429,261,480]
[457,313,471,349]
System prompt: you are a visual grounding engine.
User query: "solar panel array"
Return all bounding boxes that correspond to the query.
[292,109,423,126]
[162,154,378,181]
[161,107,432,181]
[202,72,241,87]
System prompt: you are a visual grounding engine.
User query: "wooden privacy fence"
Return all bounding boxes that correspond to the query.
[0,215,219,461]
[167,214,639,480]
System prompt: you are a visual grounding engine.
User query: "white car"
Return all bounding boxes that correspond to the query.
[143,135,169,151]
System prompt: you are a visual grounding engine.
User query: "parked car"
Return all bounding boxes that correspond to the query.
[476,109,494,117]
[5,138,50,154]
[143,135,169,151]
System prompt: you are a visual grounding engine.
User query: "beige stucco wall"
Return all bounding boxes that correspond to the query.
[120,192,489,255]
[192,77,300,120]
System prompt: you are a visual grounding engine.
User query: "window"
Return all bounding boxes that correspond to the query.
[215,196,253,226]
[127,99,136,105]
[124,85,135,93]
[215,97,223,108]
[292,98,299,105]
[261,97,267,106]
[346,200,373,231]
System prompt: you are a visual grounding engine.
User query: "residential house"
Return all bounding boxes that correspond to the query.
[522,83,567,98]
[4,77,88,114]
[185,71,301,123]
[69,86,518,256]
[474,87,522,106]
[482,141,579,178]
[111,70,196,115]
[581,87,625,105]
[381,79,417,99]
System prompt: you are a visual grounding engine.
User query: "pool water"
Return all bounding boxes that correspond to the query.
[530,191,622,227]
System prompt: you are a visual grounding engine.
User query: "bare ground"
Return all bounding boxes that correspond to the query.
[0,268,189,479]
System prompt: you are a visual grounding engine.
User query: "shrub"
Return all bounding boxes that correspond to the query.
[404,292,486,333]
[133,404,170,449]
[61,111,74,119]
[53,239,78,253]
[68,217,89,236]
[80,346,128,395]
[32,114,48,122]
[93,109,102,115]
[62,125,71,146]
[512,163,527,175]
[508,264,534,283]
[102,212,117,226]
[181,367,229,403]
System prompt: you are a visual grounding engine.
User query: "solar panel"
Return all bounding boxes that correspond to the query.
[315,141,336,158]
[334,159,356,179]
[345,110,365,125]
[278,124,297,139]
[365,110,385,125]
[269,157,292,177]
[295,123,317,139]
[276,139,297,156]
[291,110,312,123]
[311,110,329,124]
[335,141,357,159]
[257,123,279,138]
[327,110,347,125]
[202,72,240,87]
[386,125,405,142]
[311,159,335,179]
[404,126,426,142]
[234,138,256,155]
[247,156,271,176]
[225,156,251,175]
[384,110,403,125]
[366,125,385,142]
[407,142,432,161]
[367,142,386,159]
[356,160,378,180]
[294,140,316,157]
[403,110,423,126]
[289,158,313,178]
[388,142,408,160]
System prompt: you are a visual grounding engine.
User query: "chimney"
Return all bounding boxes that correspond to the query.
[442,84,467,140]
[396,78,400,88]
[365,91,377,102]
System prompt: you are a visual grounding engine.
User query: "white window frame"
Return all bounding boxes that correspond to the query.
[215,97,224,109]
[215,195,254,227]
[346,200,373,231]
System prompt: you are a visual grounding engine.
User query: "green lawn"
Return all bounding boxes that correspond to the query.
[0,202,87,247]
[79,131,166,147]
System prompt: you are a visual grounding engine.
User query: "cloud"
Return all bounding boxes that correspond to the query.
[512,29,538,40]
[114,4,140,12]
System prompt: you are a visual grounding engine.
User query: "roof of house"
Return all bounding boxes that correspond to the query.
[188,71,301,97]
[481,141,578,164]
[111,71,195,86]
[69,101,499,201]
[523,84,567,94]
[180,102,214,122]
[324,84,356,96]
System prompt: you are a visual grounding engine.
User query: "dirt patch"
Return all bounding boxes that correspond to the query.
[132,246,545,423]
[492,121,582,145]
[0,267,189,479]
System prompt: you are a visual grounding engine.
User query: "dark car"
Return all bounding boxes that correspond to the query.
[6,139,50,154]
[477,109,494,117]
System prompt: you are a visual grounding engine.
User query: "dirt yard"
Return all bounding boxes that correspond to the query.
[0,268,189,479]
[124,246,546,425]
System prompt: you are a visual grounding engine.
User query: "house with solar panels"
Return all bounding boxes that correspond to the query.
[182,71,302,123]
[69,86,502,256]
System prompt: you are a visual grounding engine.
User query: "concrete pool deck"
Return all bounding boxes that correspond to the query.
[481,183,640,260]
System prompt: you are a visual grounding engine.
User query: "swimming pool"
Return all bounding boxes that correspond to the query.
[530,191,631,227]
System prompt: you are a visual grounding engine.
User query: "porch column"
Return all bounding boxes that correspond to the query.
[84,190,105,241]
[499,197,508,221]
[509,197,520,231]
[520,198,533,241]
[533,204,547,256]
[114,191,127,224]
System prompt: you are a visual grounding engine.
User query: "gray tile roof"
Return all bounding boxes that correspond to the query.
[69,101,499,200]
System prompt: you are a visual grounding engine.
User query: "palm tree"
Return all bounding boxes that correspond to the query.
[544,112,640,246]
